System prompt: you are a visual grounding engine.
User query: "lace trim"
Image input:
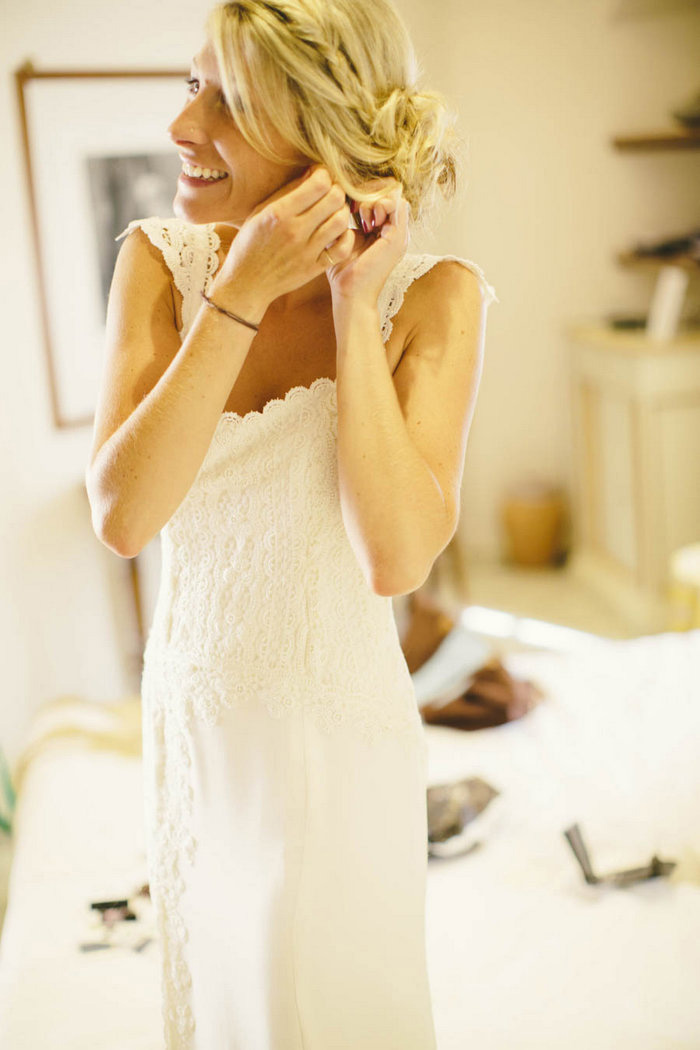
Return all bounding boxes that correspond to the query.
[141,662,196,1049]
[115,217,220,336]
[217,374,336,427]
[116,218,498,346]
[377,252,499,342]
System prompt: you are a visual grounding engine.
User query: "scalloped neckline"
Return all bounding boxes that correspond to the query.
[217,374,336,426]
[204,222,414,431]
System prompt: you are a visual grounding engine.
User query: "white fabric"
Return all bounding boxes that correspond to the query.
[425,627,700,1049]
[114,216,497,1050]
[0,741,162,1050]
[1,630,700,1048]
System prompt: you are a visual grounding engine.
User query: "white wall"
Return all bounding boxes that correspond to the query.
[2,0,699,766]
[406,0,700,560]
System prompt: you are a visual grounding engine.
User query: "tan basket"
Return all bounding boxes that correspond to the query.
[501,482,566,567]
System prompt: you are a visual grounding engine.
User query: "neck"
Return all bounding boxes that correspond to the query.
[273,273,332,314]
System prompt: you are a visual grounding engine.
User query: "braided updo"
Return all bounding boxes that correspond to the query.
[205,0,464,235]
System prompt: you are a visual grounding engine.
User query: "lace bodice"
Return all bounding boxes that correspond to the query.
[117,217,498,744]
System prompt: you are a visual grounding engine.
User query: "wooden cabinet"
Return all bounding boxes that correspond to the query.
[568,324,700,631]
[565,119,700,631]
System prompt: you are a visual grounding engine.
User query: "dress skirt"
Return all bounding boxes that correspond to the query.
[141,647,437,1050]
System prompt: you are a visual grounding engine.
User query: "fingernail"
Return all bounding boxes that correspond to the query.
[361,217,369,233]
[369,212,376,230]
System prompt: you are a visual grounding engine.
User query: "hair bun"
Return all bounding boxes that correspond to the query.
[207,0,463,235]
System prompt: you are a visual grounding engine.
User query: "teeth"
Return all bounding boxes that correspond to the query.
[182,162,227,180]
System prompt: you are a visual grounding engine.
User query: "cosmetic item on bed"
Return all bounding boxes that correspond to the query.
[80,883,156,951]
[90,897,129,912]
[419,656,544,730]
[427,776,504,859]
[563,823,677,886]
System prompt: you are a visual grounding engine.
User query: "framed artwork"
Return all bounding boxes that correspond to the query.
[15,60,187,428]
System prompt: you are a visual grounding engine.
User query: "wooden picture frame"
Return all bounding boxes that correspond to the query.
[15,60,187,429]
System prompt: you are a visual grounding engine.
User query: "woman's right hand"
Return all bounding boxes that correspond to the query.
[210,165,356,308]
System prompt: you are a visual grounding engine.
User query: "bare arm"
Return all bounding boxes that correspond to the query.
[87,166,359,558]
[86,227,270,559]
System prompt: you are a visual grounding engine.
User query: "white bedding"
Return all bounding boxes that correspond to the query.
[0,739,162,1049]
[425,627,700,1050]
[0,628,698,1049]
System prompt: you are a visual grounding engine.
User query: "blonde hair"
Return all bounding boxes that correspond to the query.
[205,0,464,236]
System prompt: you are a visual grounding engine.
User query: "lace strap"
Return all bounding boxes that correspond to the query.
[378,252,499,344]
[114,217,219,335]
[114,221,498,342]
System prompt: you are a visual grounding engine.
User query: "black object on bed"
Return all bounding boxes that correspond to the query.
[564,823,677,886]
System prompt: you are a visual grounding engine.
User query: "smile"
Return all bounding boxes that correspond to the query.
[181,162,229,182]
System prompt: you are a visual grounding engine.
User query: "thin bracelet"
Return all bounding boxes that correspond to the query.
[200,290,261,332]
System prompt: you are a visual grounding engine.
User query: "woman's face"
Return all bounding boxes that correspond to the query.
[167,39,311,229]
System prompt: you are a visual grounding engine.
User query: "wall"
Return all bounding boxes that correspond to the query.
[407,0,700,562]
[2,0,699,766]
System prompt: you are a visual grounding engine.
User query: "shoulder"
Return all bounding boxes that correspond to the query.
[403,252,496,308]
[113,218,174,288]
[114,216,223,328]
[389,253,492,353]
[114,217,192,329]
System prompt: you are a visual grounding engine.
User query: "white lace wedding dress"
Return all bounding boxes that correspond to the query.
[115,215,497,1050]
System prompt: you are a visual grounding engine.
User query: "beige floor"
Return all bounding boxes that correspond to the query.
[428,551,660,643]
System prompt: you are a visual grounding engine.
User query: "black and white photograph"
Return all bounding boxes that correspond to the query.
[18,68,184,426]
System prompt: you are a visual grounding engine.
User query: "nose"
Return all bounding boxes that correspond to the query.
[167,103,207,148]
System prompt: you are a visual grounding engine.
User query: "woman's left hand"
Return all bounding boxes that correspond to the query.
[324,175,410,306]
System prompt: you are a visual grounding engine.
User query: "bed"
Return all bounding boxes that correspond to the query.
[0,620,698,1049]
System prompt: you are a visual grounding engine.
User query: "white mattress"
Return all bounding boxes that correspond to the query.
[0,629,698,1049]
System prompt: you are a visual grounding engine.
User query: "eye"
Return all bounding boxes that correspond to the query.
[185,76,236,115]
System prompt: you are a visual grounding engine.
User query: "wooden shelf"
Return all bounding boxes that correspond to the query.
[566,321,700,353]
[611,127,700,150]
[616,251,700,272]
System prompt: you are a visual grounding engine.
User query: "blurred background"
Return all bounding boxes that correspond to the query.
[1,0,700,1022]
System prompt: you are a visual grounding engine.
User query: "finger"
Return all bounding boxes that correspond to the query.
[358,204,372,233]
[383,185,403,213]
[373,184,404,228]
[372,203,387,228]
[305,185,350,236]
[320,228,355,269]
[266,164,335,216]
[312,199,352,254]
[384,197,409,231]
